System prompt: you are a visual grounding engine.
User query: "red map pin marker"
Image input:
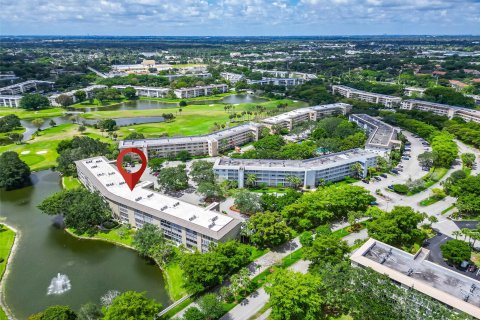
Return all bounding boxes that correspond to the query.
[116,148,148,191]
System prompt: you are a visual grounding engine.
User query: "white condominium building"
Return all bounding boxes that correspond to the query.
[401,99,480,123]
[262,103,352,130]
[252,69,317,80]
[404,87,427,97]
[351,238,480,319]
[173,84,228,99]
[76,157,241,251]
[214,149,377,188]
[349,114,401,155]
[247,78,305,86]
[111,60,172,75]
[220,72,245,84]
[112,85,170,98]
[49,85,107,106]
[0,95,22,108]
[332,85,402,108]
[0,80,55,95]
[119,123,261,158]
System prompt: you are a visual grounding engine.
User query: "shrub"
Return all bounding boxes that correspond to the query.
[393,184,409,194]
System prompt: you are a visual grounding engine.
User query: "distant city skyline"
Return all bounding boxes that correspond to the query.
[1,0,479,36]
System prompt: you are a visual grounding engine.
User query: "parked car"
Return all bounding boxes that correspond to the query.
[391,169,399,174]
[370,201,378,205]
[388,185,394,190]
[380,173,388,178]
[362,179,369,184]
[468,265,477,273]
[459,261,470,271]
[374,176,381,181]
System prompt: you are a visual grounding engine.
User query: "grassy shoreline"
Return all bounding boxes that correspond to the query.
[0,224,17,320]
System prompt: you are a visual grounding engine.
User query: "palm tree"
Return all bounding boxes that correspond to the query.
[350,163,364,179]
[245,174,257,188]
[462,228,471,242]
[286,175,302,189]
[427,215,438,227]
[452,230,462,240]
[470,232,480,247]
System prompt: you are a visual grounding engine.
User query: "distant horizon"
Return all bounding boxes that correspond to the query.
[1,34,479,38]
[2,0,479,37]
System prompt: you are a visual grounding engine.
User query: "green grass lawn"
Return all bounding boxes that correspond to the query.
[419,196,440,207]
[68,227,135,247]
[164,262,187,301]
[0,225,15,320]
[62,176,82,190]
[111,99,306,139]
[0,107,64,120]
[0,124,112,171]
[441,205,455,215]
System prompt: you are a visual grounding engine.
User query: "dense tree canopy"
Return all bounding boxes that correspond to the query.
[367,206,426,247]
[0,114,21,133]
[423,87,475,108]
[56,136,112,176]
[20,93,50,110]
[38,188,111,235]
[244,211,294,248]
[282,185,374,230]
[157,164,189,192]
[440,239,471,265]
[102,291,162,320]
[303,236,350,270]
[265,269,324,320]
[0,151,31,190]
[180,240,252,293]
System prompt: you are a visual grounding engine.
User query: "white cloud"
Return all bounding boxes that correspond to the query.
[0,0,478,35]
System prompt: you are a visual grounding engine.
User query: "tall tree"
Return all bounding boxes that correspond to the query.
[244,211,294,248]
[102,291,162,320]
[20,93,50,110]
[0,151,31,190]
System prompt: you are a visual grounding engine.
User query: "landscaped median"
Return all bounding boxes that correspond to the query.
[0,224,17,320]
[389,167,449,196]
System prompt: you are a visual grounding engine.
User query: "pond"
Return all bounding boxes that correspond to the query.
[0,171,170,319]
[75,94,268,112]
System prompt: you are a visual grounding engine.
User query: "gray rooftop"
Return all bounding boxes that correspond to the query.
[352,239,480,317]
[350,114,396,147]
[215,148,375,170]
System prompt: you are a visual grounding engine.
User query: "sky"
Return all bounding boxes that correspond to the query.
[0,0,479,36]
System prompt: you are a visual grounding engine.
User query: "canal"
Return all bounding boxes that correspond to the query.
[0,170,170,319]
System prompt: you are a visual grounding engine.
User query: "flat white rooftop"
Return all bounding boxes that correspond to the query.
[351,238,480,318]
[78,157,234,233]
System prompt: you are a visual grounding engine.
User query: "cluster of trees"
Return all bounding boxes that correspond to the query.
[132,223,173,265]
[423,87,476,108]
[190,160,224,201]
[157,164,189,193]
[367,206,427,248]
[431,132,458,168]
[0,114,21,133]
[38,188,111,235]
[343,80,404,95]
[234,185,373,248]
[441,239,472,265]
[232,134,317,160]
[98,74,170,87]
[96,119,117,132]
[0,151,31,190]
[180,240,252,293]
[286,80,335,105]
[56,136,113,176]
[179,294,225,320]
[28,291,161,320]
[445,118,480,148]
[382,111,438,139]
[311,117,367,153]
[93,88,122,103]
[447,174,480,217]
[20,93,50,110]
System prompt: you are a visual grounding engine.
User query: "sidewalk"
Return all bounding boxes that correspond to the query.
[173,218,359,318]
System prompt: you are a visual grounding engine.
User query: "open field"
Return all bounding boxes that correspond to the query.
[0,98,306,169]
[0,107,64,120]
[0,124,111,171]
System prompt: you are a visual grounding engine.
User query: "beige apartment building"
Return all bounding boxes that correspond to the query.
[332,85,402,108]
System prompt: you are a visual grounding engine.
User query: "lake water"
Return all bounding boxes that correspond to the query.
[75,94,268,112]
[19,95,268,140]
[0,171,170,319]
